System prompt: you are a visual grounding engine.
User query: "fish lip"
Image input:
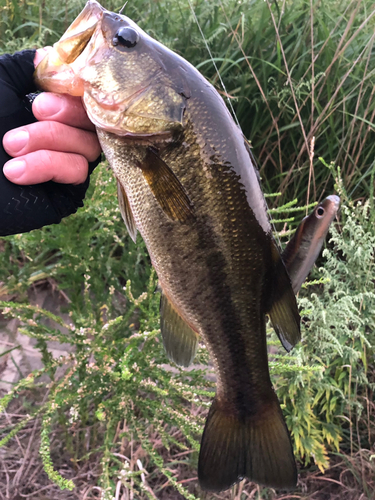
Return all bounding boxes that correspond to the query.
[57,0,106,55]
[326,194,340,210]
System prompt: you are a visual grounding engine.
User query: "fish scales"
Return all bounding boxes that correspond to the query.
[99,103,273,409]
[34,0,301,491]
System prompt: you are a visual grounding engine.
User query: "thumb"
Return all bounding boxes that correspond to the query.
[34,47,52,68]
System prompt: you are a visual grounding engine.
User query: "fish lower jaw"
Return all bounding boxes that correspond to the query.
[86,87,125,110]
[94,123,176,142]
[35,67,85,96]
[83,92,177,140]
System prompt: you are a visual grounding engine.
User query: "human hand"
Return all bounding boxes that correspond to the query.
[0,48,102,236]
[3,93,102,185]
[2,49,101,186]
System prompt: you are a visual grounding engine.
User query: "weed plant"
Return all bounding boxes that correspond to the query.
[0,164,374,499]
[0,165,212,499]
[1,0,374,202]
[0,0,374,498]
[278,198,375,476]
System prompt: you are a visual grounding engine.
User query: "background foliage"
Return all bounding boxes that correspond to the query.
[0,0,374,499]
[1,0,374,203]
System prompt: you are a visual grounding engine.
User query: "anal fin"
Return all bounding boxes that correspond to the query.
[198,396,297,491]
[138,147,194,222]
[117,180,137,243]
[268,241,301,352]
[160,292,199,367]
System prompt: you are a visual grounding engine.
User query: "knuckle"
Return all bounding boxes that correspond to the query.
[70,154,89,184]
[39,149,55,171]
[85,134,102,162]
[46,121,63,141]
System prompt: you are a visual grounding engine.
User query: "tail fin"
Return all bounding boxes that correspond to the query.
[198,396,297,492]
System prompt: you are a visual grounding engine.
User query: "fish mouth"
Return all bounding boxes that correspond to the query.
[34,0,106,94]
[325,194,340,211]
[54,0,105,64]
[35,0,185,138]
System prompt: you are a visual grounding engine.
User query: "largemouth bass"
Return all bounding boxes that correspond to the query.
[282,195,340,294]
[35,1,301,491]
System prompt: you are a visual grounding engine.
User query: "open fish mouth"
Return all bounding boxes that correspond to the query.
[34,1,106,95]
[53,0,104,64]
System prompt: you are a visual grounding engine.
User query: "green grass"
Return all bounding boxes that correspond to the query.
[0,1,374,498]
[1,0,374,202]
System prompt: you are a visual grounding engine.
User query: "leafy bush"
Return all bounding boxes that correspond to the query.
[277,197,375,477]
[1,163,374,498]
[0,166,212,499]
[1,0,374,201]
[0,0,374,498]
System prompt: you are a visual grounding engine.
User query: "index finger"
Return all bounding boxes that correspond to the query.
[32,92,96,132]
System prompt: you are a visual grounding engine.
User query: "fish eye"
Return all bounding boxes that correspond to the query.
[316,206,325,218]
[113,27,139,48]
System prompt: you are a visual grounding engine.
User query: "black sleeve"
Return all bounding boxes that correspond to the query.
[0,50,101,236]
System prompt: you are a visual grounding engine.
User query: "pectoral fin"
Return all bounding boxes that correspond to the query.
[268,241,301,352]
[138,148,194,222]
[117,180,137,243]
[160,292,199,367]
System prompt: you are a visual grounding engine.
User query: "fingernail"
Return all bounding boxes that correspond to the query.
[4,130,29,153]
[33,93,63,118]
[3,160,26,180]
